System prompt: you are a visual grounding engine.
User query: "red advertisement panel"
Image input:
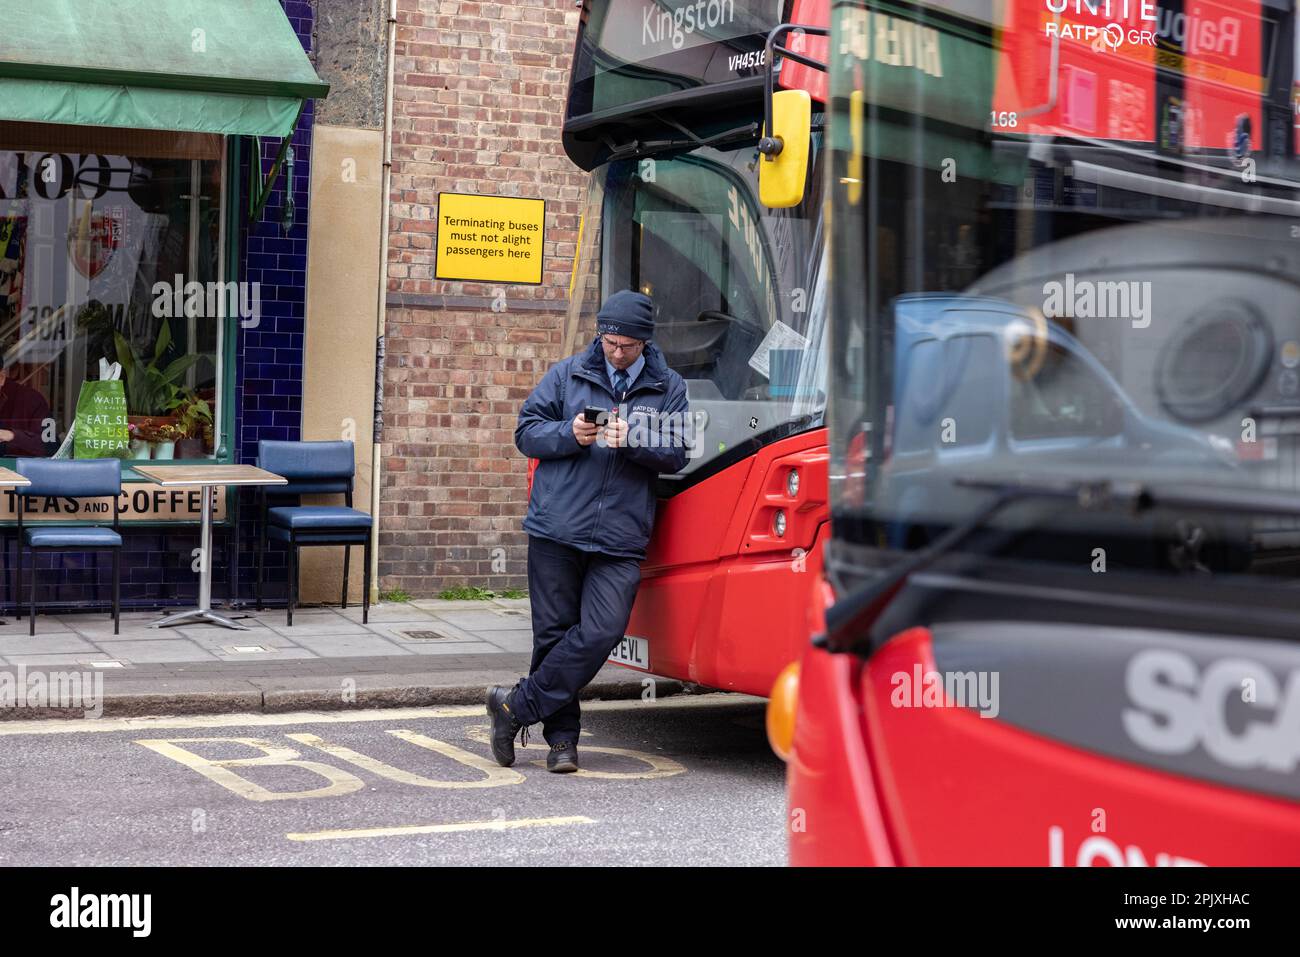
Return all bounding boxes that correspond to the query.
[780,0,830,102]
[993,0,1160,141]
[1176,0,1263,150]
[993,0,1264,149]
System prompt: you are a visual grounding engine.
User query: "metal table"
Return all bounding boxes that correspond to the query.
[133,464,286,630]
[0,467,32,625]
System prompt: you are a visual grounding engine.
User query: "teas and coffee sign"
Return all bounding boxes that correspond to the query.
[0,486,227,523]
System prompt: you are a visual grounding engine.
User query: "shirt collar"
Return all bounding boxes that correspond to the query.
[605,353,645,394]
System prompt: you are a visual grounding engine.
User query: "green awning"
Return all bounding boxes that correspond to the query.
[0,0,329,137]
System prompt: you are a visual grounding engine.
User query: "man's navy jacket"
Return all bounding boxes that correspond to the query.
[515,335,691,560]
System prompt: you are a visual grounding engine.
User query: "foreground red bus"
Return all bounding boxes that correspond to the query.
[770,0,1300,864]
[551,0,831,695]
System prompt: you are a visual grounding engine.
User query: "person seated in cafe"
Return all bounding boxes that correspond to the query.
[0,359,54,457]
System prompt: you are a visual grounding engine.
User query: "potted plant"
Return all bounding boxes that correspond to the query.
[132,419,168,457]
[114,319,201,430]
[151,423,182,460]
[127,421,151,459]
[174,393,214,458]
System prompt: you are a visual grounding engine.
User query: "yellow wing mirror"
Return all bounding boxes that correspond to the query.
[759,89,812,208]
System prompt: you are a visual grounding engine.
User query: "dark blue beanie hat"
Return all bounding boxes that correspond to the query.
[596,290,655,341]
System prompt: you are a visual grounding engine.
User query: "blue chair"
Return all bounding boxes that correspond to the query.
[15,458,122,636]
[255,440,372,626]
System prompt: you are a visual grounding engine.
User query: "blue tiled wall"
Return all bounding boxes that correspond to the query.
[14,0,315,613]
[230,0,316,605]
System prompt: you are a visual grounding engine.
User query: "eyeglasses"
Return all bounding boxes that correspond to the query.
[601,336,645,354]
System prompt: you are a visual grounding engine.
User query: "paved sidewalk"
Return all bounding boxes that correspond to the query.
[0,598,683,718]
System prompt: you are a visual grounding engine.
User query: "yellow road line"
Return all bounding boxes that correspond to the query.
[0,693,763,736]
[286,815,595,842]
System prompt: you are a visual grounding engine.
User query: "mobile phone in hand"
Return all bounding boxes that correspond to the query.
[583,406,606,424]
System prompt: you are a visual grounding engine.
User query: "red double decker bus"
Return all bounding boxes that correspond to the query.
[768,0,1300,865]
[552,0,832,695]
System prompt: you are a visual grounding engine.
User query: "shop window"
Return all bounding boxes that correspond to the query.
[0,123,224,461]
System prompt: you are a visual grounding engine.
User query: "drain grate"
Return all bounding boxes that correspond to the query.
[401,628,461,642]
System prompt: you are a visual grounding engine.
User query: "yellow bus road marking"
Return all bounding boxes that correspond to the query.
[135,737,366,802]
[136,728,685,799]
[286,730,526,789]
[286,815,596,842]
[0,693,762,737]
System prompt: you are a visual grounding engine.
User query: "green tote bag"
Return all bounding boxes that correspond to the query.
[72,377,129,459]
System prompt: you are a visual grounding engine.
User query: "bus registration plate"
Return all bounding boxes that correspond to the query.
[608,635,650,671]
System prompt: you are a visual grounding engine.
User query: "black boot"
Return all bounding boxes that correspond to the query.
[547,740,579,774]
[486,685,525,767]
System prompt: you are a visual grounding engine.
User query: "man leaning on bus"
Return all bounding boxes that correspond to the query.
[488,290,690,773]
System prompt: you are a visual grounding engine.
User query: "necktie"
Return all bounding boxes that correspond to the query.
[613,369,629,399]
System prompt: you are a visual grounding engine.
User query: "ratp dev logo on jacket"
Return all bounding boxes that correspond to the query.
[614,406,709,458]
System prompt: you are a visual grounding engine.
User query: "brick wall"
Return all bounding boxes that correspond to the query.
[380,0,588,593]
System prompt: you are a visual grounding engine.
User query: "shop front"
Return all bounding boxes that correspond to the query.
[0,0,329,610]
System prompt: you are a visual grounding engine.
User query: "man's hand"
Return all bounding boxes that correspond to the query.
[0,430,13,443]
[572,413,598,446]
[603,416,629,449]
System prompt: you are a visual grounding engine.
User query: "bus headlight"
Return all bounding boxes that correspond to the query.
[786,468,800,497]
[774,509,787,537]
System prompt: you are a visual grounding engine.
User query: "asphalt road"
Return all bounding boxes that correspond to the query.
[0,693,786,866]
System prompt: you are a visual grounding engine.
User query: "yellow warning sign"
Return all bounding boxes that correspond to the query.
[435,193,545,284]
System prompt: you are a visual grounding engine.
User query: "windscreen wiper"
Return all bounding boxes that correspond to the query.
[817,475,1300,656]
[601,108,825,164]
[602,120,761,162]
[651,113,760,148]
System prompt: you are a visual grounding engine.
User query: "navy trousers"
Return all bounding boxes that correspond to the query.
[511,535,642,745]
